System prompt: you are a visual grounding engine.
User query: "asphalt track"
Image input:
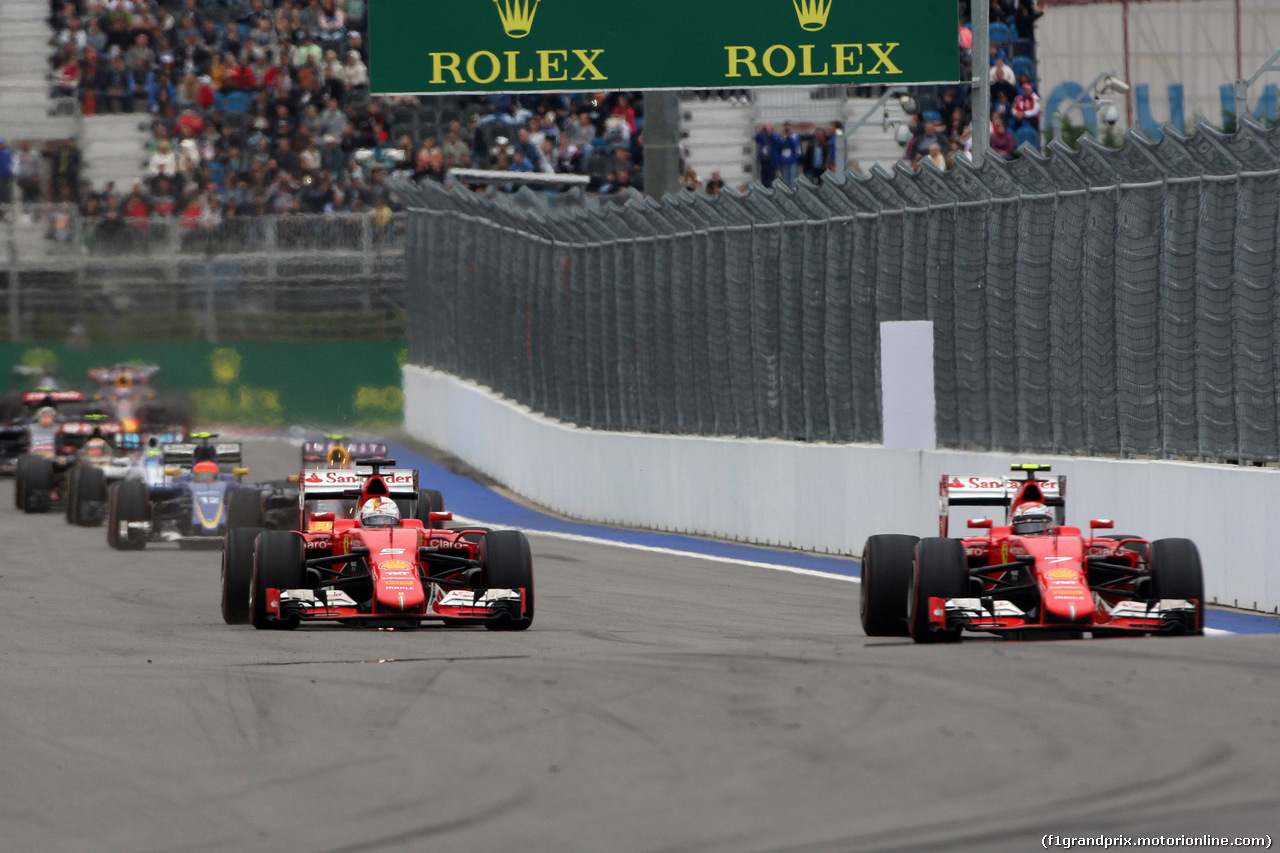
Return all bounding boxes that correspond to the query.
[1,438,1278,853]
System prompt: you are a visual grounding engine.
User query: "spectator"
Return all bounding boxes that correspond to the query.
[775,121,801,187]
[148,139,178,177]
[0,139,13,203]
[755,123,777,188]
[1012,82,1042,130]
[989,53,1018,103]
[802,127,828,183]
[990,115,1016,158]
[15,140,42,205]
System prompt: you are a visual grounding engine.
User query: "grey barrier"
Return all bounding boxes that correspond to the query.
[399,119,1280,463]
[1,209,406,342]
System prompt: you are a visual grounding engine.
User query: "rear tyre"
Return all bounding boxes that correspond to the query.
[251,531,306,630]
[14,454,29,509]
[22,456,53,513]
[227,488,264,528]
[110,479,150,550]
[416,489,445,526]
[64,465,82,523]
[482,530,534,631]
[860,534,919,637]
[74,467,107,526]
[908,537,967,644]
[1149,538,1205,636]
[222,526,264,625]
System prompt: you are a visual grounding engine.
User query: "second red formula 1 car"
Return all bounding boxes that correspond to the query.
[860,464,1204,643]
[221,459,533,631]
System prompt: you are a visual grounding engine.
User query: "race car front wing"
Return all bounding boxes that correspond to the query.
[270,586,528,625]
[932,596,1201,635]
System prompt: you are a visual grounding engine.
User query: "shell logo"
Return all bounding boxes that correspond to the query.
[1046,568,1078,579]
[380,560,413,571]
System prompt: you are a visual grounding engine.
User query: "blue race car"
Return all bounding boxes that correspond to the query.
[106,433,264,550]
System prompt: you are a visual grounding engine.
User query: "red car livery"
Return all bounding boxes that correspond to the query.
[221,458,533,631]
[860,464,1204,643]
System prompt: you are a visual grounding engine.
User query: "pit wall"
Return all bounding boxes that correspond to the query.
[404,365,1279,614]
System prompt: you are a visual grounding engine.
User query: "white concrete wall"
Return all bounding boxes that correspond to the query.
[405,365,1279,613]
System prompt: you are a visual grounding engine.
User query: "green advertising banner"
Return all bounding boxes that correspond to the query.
[369,0,960,94]
[2,341,407,428]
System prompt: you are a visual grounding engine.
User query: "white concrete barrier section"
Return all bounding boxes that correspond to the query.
[404,365,1278,614]
[880,321,936,451]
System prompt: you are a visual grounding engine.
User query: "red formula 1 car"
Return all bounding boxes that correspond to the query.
[220,459,533,631]
[860,464,1204,643]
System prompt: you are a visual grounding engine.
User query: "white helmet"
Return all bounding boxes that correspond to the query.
[359,496,401,528]
[1011,502,1054,535]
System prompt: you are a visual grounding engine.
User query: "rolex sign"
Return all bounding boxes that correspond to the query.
[369,0,960,94]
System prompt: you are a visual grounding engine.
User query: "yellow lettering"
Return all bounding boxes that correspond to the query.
[799,44,829,76]
[504,50,534,83]
[538,49,568,82]
[725,45,760,78]
[571,49,606,81]
[867,42,901,74]
[466,50,501,84]
[833,43,863,75]
[430,52,463,85]
[763,44,795,77]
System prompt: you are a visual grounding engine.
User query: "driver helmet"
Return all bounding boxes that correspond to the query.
[1011,502,1054,535]
[359,496,401,528]
[36,406,56,427]
[82,437,109,459]
[192,460,220,482]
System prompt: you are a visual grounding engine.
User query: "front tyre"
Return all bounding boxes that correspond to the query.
[860,533,919,637]
[222,526,265,625]
[111,479,150,550]
[416,489,445,526]
[250,531,306,630]
[22,456,53,513]
[1149,538,1205,636]
[227,487,264,529]
[74,467,106,527]
[482,530,534,631]
[908,537,967,644]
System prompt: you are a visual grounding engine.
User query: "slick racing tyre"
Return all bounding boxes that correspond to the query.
[860,534,919,637]
[250,531,305,630]
[222,526,265,625]
[415,489,445,526]
[1149,538,1205,636]
[908,537,967,644]
[64,466,81,523]
[22,456,54,513]
[482,530,534,631]
[108,479,150,550]
[72,466,106,527]
[14,454,29,510]
[227,488,265,529]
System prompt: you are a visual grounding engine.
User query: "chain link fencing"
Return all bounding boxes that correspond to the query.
[399,120,1280,462]
[1,208,407,343]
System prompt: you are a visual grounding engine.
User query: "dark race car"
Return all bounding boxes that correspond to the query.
[106,433,263,550]
[301,434,388,469]
[221,459,532,631]
[860,464,1204,643]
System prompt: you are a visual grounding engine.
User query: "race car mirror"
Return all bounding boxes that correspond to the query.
[1089,518,1114,530]
[429,511,453,523]
[967,518,993,529]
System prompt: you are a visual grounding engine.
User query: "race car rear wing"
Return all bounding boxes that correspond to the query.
[939,468,1066,536]
[163,442,243,466]
[298,467,419,498]
[301,440,389,464]
[22,390,84,404]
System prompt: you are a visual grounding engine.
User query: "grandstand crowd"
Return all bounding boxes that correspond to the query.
[15,0,1042,222]
[30,0,653,231]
